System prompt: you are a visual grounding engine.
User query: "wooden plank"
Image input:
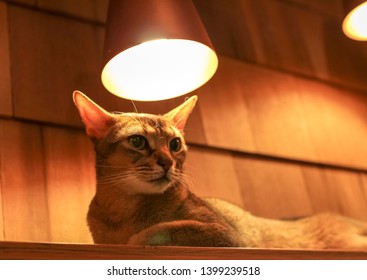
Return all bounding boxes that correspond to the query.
[196,57,256,152]
[322,20,367,92]
[194,0,258,61]
[294,7,329,81]
[7,0,37,6]
[304,166,367,221]
[302,166,339,214]
[9,6,106,126]
[7,0,107,22]
[195,0,367,91]
[287,0,344,17]
[0,122,4,240]
[185,146,244,208]
[0,176,3,241]
[323,170,367,221]
[0,120,50,241]
[209,57,317,161]
[359,173,367,213]
[0,194,3,241]
[195,0,315,76]
[233,155,313,219]
[243,66,318,161]
[0,2,12,116]
[297,80,367,169]
[37,0,108,22]
[236,0,267,64]
[1,241,367,260]
[257,0,313,75]
[42,126,94,243]
[197,57,367,169]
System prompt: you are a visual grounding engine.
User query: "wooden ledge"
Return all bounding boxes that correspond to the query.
[0,241,367,260]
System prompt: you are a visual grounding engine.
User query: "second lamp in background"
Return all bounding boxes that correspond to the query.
[101,0,218,101]
[342,0,367,41]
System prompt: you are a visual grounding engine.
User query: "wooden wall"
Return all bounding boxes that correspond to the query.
[0,0,367,244]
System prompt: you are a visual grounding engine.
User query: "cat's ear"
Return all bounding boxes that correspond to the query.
[164,95,198,131]
[73,90,115,140]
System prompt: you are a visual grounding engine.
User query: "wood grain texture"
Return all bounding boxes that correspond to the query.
[322,170,367,221]
[194,0,367,91]
[1,241,367,260]
[197,57,367,169]
[302,166,340,214]
[0,194,3,241]
[287,0,344,17]
[294,7,330,81]
[359,173,367,211]
[185,146,244,208]
[5,0,107,22]
[0,120,50,241]
[4,0,37,6]
[196,58,256,152]
[0,2,9,237]
[0,2,12,116]
[0,126,3,240]
[322,21,367,92]
[8,5,105,126]
[233,155,313,219]
[235,61,317,161]
[36,0,108,23]
[297,80,367,168]
[303,166,367,222]
[255,0,313,75]
[42,127,94,243]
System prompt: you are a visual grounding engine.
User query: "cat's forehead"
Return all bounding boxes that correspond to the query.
[114,113,180,138]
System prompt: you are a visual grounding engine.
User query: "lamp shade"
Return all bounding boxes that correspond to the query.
[101,0,218,101]
[342,0,367,41]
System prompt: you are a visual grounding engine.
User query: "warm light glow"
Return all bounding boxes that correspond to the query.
[101,39,218,101]
[342,1,367,41]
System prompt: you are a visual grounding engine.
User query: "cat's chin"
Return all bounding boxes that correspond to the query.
[129,178,174,195]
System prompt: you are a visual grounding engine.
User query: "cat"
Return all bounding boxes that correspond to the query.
[73,90,367,249]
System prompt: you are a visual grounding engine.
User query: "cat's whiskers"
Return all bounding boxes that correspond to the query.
[130,100,139,113]
[98,172,140,191]
[96,164,127,169]
[98,175,131,187]
[97,168,135,182]
[96,159,128,168]
[175,173,194,189]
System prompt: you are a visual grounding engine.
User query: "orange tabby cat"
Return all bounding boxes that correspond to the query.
[73,90,367,249]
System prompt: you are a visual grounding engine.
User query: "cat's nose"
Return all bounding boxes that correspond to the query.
[157,156,173,172]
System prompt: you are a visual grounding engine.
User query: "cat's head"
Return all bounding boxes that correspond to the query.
[73,91,197,195]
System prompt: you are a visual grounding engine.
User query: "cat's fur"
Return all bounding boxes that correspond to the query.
[73,90,367,249]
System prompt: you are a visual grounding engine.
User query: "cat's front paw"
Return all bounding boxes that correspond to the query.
[146,232,173,246]
[128,231,173,246]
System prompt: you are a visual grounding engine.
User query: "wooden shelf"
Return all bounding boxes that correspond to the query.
[0,241,366,260]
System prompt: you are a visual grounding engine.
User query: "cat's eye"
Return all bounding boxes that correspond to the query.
[128,135,147,150]
[170,138,182,152]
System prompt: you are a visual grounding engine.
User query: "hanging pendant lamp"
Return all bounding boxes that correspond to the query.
[101,0,218,101]
[342,0,367,41]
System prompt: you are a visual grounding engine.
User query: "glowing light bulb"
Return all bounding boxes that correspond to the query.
[342,1,367,41]
[101,39,218,101]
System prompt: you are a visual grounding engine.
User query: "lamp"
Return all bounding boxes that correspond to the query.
[101,0,218,101]
[342,0,367,41]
